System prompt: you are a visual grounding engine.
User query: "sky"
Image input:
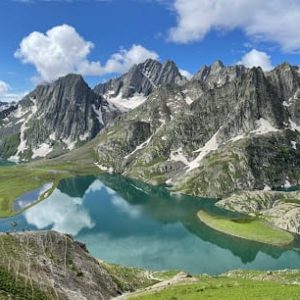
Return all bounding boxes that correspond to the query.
[0,0,300,102]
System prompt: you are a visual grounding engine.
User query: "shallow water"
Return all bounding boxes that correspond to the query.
[13,183,53,212]
[1,174,300,275]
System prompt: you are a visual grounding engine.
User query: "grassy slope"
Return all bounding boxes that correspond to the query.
[129,273,300,300]
[99,262,157,292]
[198,210,294,246]
[0,139,99,217]
[0,232,156,299]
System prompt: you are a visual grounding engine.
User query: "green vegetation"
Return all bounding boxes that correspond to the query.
[0,267,49,300]
[197,210,294,246]
[129,273,300,300]
[0,165,70,217]
[1,231,300,300]
[0,138,101,217]
[0,158,99,218]
[152,270,181,280]
[0,133,20,158]
[99,261,157,291]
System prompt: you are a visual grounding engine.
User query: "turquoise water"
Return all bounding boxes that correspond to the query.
[0,160,15,166]
[0,174,300,275]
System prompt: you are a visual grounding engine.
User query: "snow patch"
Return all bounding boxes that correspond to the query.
[106,92,147,112]
[9,97,37,161]
[92,104,104,125]
[49,132,56,140]
[62,138,76,150]
[169,147,189,165]
[185,95,193,105]
[283,100,292,107]
[165,178,173,185]
[229,134,245,142]
[263,185,272,191]
[187,130,219,172]
[284,179,292,188]
[291,141,297,150]
[15,118,25,125]
[32,143,53,159]
[79,132,89,141]
[124,135,152,159]
[289,118,300,132]
[13,105,27,119]
[141,71,157,89]
[252,118,279,135]
[94,163,114,174]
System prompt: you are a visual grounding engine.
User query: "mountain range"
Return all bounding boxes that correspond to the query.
[1,58,300,197]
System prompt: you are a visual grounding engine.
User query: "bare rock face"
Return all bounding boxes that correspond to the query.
[94,62,300,197]
[94,59,186,98]
[0,74,119,161]
[192,60,247,87]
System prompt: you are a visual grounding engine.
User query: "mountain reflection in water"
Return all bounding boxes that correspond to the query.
[1,174,300,275]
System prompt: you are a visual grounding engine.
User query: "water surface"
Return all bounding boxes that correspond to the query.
[0,174,300,275]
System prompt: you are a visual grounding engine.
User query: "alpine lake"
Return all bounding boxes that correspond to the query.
[1,168,300,275]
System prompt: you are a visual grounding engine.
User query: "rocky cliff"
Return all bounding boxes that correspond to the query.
[0,74,119,161]
[93,61,300,197]
[94,59,186,111]
[217,190,300,235]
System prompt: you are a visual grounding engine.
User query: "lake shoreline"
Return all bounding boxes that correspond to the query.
[197,210,294,247]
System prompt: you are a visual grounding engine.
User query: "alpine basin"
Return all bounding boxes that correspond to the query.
[0,174,300,275]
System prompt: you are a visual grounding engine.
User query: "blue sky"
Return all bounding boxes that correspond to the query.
[0,0,300,101]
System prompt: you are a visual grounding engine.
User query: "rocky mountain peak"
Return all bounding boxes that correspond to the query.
[211,60,225,72]
[193,61,247,87]
[0,73,119,161]
[94,59,186,100]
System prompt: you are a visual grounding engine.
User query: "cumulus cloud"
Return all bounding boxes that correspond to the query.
[238,49,273,71]
[104,44,159,74]
[15,24,159,82]
[25,189,95,235]
[0,81,10,95]
[0,80,27,102]
[179,68,192,79]
[169,0,300,52]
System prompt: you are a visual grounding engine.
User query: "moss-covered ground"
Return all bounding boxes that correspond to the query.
[197,210,294,246]
[129,272,300,300]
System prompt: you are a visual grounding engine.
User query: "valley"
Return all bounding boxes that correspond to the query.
[1,59,300,299]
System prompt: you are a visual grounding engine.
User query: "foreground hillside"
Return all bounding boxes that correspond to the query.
[125,269,300,300]
[0,231,299,300]
[0,231,154,300]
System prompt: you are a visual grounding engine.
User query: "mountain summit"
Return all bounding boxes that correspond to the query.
[93,61,300,197]
[94,59,186,111]
[0,74,118,161]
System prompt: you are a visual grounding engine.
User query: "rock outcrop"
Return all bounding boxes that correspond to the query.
[217,191,300,234]
[94,59,186,98]
[0,231,153,300]
[0,74,119,161]
[94,59,186,111]
[93,62,300,197]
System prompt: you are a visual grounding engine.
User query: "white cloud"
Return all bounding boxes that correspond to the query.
[104,44,159,74]
[0,80,26,102]
[25,189,95,235]
[0,91,28,103]
[15,24,159,82]
[238,49,273,71]
[169,0,300,52]
[0,81,10,95]
[15,24,100,82]
[179,68,192,79]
